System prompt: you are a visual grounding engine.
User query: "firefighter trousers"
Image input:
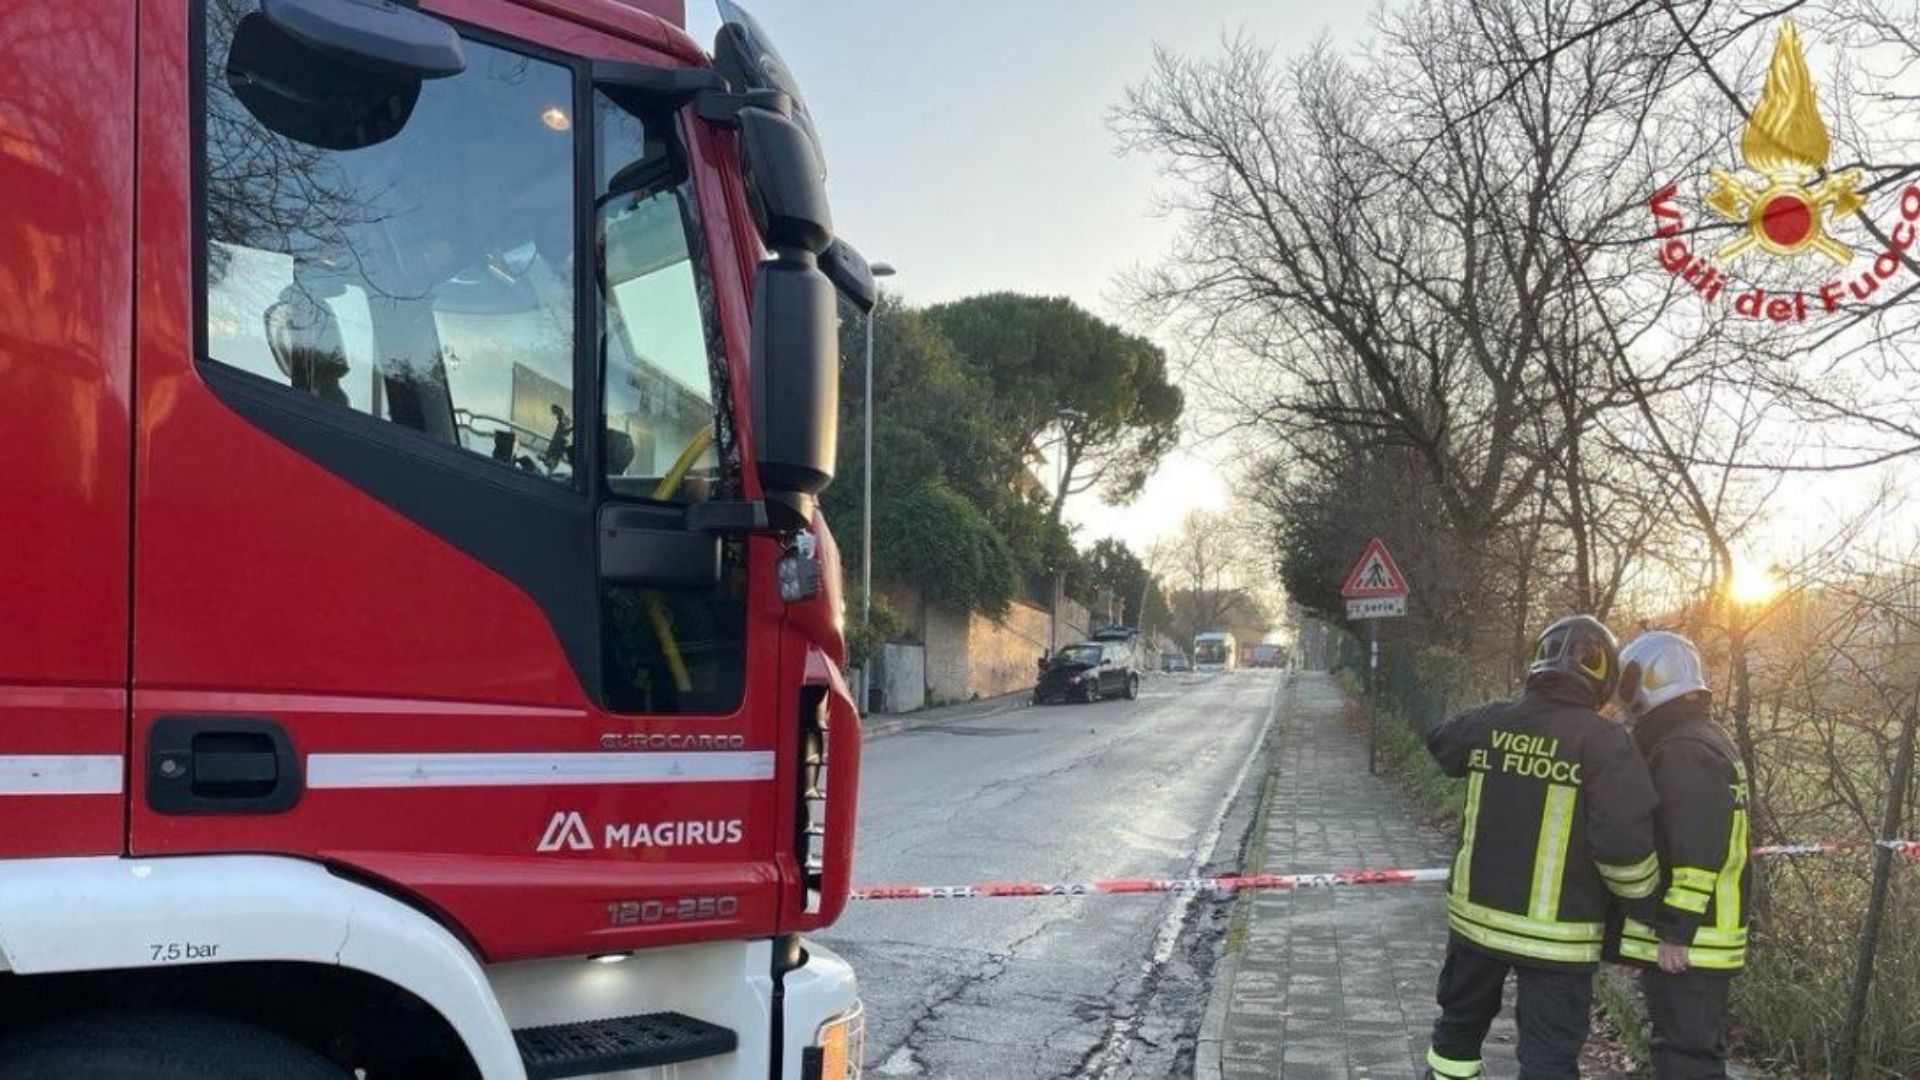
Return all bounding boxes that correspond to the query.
[1428,936,1593,1079]
[1642,969,1732,1079]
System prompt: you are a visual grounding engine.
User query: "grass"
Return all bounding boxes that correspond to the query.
[1222,756,1282,956]
[1334,669,1464,826]
[1592,967,1653,1064]
[1222,676,1294,956]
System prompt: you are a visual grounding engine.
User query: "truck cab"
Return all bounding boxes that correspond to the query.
[0,0,866,1076]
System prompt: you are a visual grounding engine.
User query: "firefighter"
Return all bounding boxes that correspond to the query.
[1424,615,1661,1080]
[1609,631,1751,1079]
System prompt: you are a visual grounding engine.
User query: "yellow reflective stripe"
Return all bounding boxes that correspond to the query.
[1598,851,1659,884]
[1530,784,1576,920]
[1427,1047,1483,1078]
[1663,886,1711,914]
[1683,948,1746,970]
[1619,934,1746,969]
[1598,849,1660,899]
[1601,863,1660,899]
[1454,771,1485,899]
[1448,895,1603,943]
[1596,851,1660,899]
[1672,865,1718,892]
[1718,808,1748,931]
[1449,910,1602,964]
[1622,918,1746,949]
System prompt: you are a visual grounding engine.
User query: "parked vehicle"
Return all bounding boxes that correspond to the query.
[0,1,869,1076]
[1035,642,1140,704]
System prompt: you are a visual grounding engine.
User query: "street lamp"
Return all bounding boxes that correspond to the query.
[861,262,896,626]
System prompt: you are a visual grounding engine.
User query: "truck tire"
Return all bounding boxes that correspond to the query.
[0,1012,347,1080]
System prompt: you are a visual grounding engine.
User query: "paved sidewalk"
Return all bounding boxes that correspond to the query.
[1199,672,1523,1080]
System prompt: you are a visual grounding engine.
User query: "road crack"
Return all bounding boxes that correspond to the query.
[875,914,1076,1075]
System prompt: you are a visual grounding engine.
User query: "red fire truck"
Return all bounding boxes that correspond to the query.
[0,0,871,1075]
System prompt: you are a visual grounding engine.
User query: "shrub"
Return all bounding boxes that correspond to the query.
[874,483,1018,617]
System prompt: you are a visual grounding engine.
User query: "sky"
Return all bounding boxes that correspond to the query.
[684,2,1920,587]
[687,1,1378,555]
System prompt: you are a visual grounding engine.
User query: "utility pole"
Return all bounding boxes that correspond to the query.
[859,262,896,626]
[1135,541,1162,633]
[1048,407,1082,653]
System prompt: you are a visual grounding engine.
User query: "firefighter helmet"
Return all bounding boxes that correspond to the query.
[1527,615,1620,707]
[1616,631,1711,723]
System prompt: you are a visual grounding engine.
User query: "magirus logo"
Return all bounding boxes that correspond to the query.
[536,811,593,852]
[536,810,746,852]
[1648,19,1919,321]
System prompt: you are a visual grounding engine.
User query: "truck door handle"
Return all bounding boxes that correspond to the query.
[147,717,302,815]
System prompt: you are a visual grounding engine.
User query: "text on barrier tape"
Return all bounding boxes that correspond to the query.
[849,838,1920,901]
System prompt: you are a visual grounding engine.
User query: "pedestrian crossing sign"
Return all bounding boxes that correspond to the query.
[1340,538,1409,600]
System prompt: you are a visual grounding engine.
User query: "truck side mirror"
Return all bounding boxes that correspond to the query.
[262,0,466,79]
[731,97,838,531]
[735,106,832,255]
[749,253,838,530]
[819,238,879,314]
[226,0,464,152]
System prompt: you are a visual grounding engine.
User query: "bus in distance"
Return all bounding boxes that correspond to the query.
[1193,631,1238,673]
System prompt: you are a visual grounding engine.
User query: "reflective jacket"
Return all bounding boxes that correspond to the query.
[1428,677,1660,970]
[1610,696,1752,973]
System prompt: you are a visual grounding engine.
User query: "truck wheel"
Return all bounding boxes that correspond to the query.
[1123,675,1139,700]
[0,1012,347,1080]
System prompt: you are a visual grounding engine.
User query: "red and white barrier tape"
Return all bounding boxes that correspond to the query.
[849,839,1920,901]
[1753,839,1919,858]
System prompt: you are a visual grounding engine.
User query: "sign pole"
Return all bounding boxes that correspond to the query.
[1368,619,1380,775]
[1339,537,1407,779]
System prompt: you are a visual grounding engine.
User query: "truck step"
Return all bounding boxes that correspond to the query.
[513,1011,737,1078]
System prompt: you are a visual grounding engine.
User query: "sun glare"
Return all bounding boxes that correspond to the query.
[1727,557,1784,607]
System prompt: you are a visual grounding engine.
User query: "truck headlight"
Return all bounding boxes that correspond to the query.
[808,1002,864,1080]
[778,550,823,603]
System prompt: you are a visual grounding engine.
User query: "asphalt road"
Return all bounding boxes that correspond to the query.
[818,668,1286,1079]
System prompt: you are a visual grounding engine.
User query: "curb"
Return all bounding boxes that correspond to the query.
[1193,946,1241,1079]
[858,692,1034,742]
[859,672,1176,742]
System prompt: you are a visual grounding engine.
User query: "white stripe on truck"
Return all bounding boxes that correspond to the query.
[0,755,123,795]
[305,750,776,789]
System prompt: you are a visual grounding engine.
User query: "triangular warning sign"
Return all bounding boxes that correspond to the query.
[1340,538,1409,599]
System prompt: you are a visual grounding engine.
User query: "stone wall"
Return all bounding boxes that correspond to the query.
[867,579,1100,707]
[922,603,972,705]
[873,643,926,714]
[961,602,1053,701]
[919,596,1095,705]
